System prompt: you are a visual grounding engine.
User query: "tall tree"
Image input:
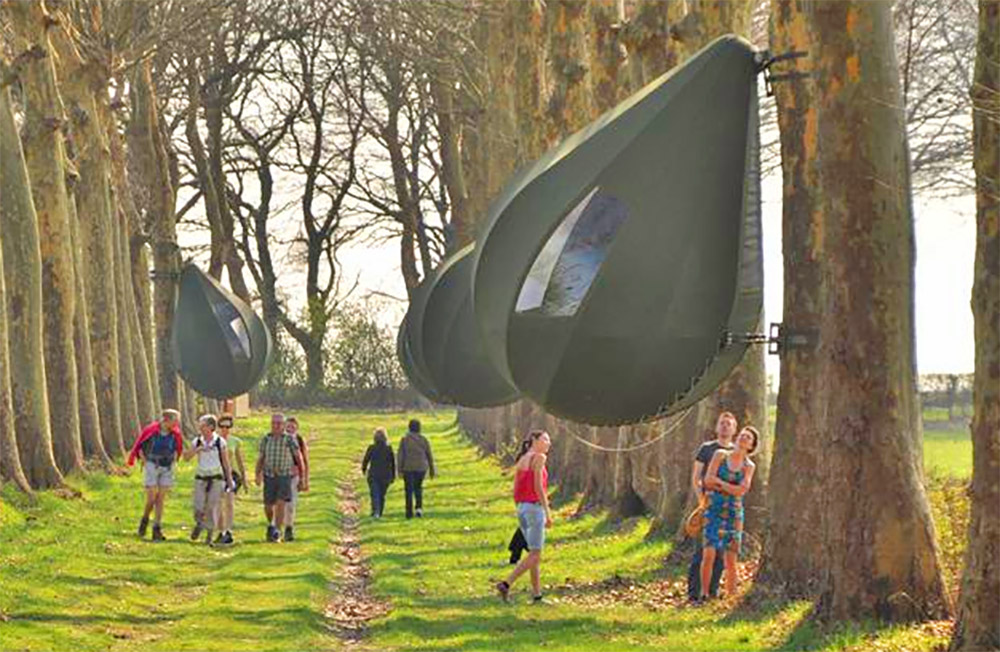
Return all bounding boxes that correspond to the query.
[762,0,949,620]
[8,1,84,475]
[950,0,999,648]
[0,48,64,489]
[0,76,33,494]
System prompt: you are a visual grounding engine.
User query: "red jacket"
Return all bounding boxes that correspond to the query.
[127,421,184,466]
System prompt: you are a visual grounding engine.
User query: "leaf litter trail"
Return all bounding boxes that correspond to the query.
[324,469,390,647]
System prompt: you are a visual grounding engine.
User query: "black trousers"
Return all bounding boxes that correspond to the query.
[403,471,425,518]
[368,476,389,516]
[687,544,725,600]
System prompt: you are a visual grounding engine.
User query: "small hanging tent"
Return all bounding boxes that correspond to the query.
[472,35,763,425]
[171,264,273,399]
[419,245,520,407]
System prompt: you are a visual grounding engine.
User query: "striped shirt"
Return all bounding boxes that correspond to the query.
[258,433,299,477]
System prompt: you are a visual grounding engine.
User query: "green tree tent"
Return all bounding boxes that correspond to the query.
[171,264,272,399]
[470,35,763,425]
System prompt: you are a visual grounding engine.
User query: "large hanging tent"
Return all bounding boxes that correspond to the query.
[419,245,520,407]
[398,268,447,403]
[471,35,763,426]
[171,264,273,399]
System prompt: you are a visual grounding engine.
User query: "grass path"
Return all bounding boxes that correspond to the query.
[0,410,962,652]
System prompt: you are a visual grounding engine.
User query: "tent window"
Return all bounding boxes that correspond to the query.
[516,187,627,317]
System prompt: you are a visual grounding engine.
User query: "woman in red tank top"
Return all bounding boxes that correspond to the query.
[496,430,552,604]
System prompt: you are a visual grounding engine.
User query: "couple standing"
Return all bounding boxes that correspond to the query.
[688,411,759,604]
[362,419,435,519]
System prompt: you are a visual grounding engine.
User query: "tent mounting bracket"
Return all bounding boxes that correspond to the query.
[725,322,816,356]
[755,50,810,96]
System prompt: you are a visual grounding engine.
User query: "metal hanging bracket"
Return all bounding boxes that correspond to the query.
[724,322,817,356]
[755,50,810,96]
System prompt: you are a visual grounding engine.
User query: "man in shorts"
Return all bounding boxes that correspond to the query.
[128,409,184,541]
[255,413,304,542]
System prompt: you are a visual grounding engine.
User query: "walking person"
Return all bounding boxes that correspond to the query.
[215,414,247,545]
[128,409,184,541]
[362,428,395,518]
[255,413,304,543]
[184,415,233,546]
[687,411,737,603]
[397,419,435,519]
[283,416,310,542]
[698,426,758,602]
[496,430,552,604]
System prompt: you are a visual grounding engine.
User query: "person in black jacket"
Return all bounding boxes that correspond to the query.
[362,428,395,518]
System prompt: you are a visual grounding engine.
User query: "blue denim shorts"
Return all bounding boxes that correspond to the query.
[516,502,546,551]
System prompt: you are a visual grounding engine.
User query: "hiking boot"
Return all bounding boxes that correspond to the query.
[415,508,423,518]
[214,532,225,545]
[223,531,234,545]
[532,595,545,605]
[191,524,202,541]
[151,525,166,542]
[495,581,510,603]
[267,525,279,542]
[284,526,295,542]
[138,516,150,538]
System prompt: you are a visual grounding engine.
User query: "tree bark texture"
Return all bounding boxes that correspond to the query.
[762,0,949,621]
[0,55,63,489]
[949,0,1000,648]
[9,1,84,475]
[0,82,33,492]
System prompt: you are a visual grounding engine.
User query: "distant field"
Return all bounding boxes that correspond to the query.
[766,405,972,479]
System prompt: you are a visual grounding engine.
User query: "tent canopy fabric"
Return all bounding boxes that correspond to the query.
[171,264,272,400]
[469,35,764,425]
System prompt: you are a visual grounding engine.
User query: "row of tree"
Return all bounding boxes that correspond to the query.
[0,0,995,648]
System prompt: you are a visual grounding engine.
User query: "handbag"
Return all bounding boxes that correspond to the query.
[684,494,708,538]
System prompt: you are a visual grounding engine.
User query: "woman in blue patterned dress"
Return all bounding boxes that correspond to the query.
[698,426,759,602]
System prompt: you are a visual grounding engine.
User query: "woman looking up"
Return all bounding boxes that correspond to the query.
[496,430,552,604]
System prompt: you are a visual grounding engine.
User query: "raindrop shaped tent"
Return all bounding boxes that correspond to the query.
[171,264,273,399]
[472,35,763,425]
[419,244,519,407]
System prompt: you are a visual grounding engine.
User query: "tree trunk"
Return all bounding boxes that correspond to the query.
[105,100,156,426]
[129,60,179,409]
[762,0,949,621]
[48,17,113,465]
[9,2,84,476]
[0,84,32,492]
[48,19,125,458]
[949,0,1000,648]
[0,57,63,489]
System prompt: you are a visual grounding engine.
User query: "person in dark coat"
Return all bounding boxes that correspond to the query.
[362,428,395,518]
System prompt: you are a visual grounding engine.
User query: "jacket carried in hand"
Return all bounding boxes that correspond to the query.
[397,431,435,475]
[362,442,396,484]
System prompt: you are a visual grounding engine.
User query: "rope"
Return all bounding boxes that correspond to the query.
[565,405,697,454]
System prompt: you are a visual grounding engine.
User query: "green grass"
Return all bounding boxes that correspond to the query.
[0,411,430,652]
[0,410,962,652]
[357,417,951,652]
[923,429,973,479]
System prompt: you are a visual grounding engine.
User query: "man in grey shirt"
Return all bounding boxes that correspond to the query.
[397,419,435,519]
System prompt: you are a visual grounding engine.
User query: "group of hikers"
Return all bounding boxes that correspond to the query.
[485,411,758,605]
[128,405,756,605]
[127,410,310,545]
